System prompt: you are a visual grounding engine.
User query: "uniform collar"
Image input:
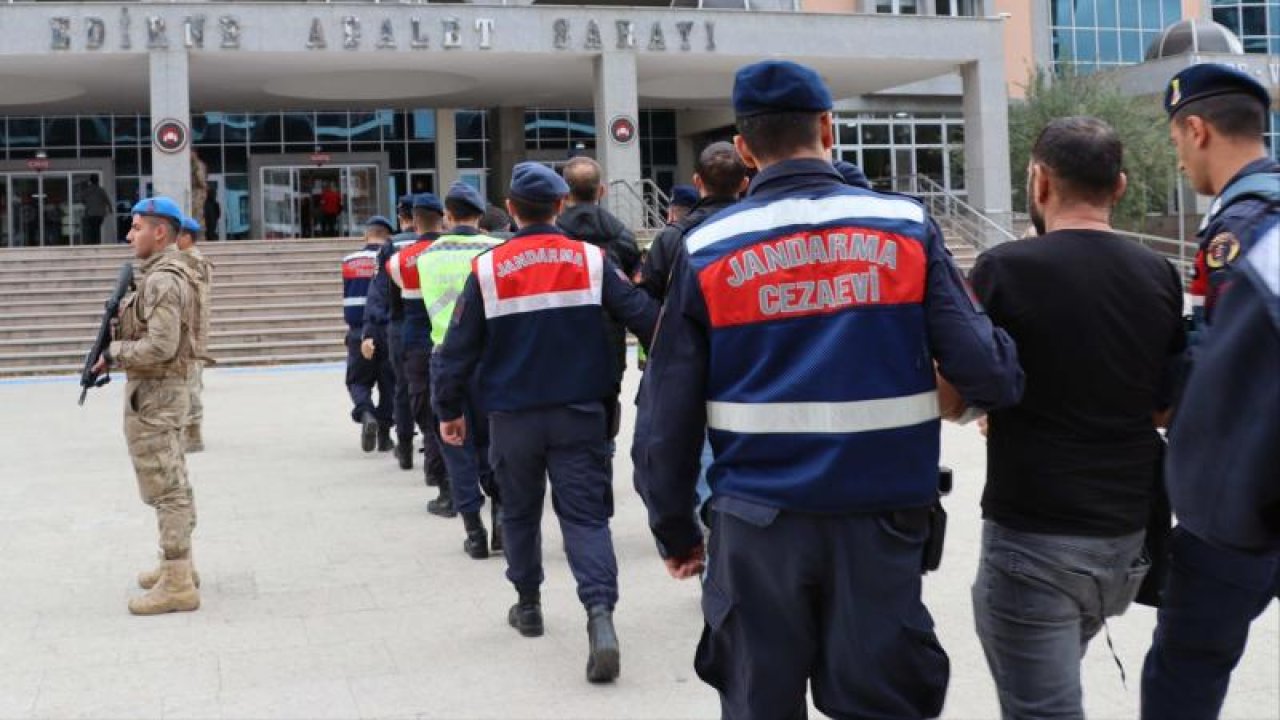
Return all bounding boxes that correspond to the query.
[512,223,565,239]
[746,158,844,198]
[416,231,441,243]
[446,225,480,236]
[140,244,178,271]
[363,242,382,252]
[1220,157,1280,197]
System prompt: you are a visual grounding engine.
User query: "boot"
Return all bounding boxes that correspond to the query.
[586,605,621,683]
[376,424,395,452]
[490,502,504,553]
[427,481,456,518]
[360,411,378,453]
[508,592,544,638]
[462,512,489,560]
[129,558,200,616]
[184,425,204,454]
[396,436,414,470]
[138,552,201,590]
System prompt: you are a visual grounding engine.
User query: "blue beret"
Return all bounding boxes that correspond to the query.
[365,215,394,232]
[733,60,833,118]
[131,197,184,226]
[180,216,202,234]
[446,181,486,216]
[509,162,569,203]
[833,160,870,189]
[670,185,698,208]
[396,194,415,213]
[1165,63,1272,117]
[412,192,443,213]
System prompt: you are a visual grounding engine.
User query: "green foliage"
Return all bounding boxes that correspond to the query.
[1010,67,1177,232]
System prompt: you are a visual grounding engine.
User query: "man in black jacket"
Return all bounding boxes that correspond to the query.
[638,142,747,301]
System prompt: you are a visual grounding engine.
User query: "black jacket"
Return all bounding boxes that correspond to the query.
[639,195,738,300]
[556,204,642,276]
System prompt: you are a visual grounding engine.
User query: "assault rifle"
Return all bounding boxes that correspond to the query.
[78,262,134,406]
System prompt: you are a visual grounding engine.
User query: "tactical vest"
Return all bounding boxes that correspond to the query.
[178,246,213,361]
[118,250,200,379]
[418,233,502,347]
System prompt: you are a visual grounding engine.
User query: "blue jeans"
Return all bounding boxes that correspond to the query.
[972,521,1148,720]
[1141,527,1280,720]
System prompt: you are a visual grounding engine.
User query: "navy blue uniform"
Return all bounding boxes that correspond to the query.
[433,224,658,610]
[389,232,448,487]
[343,243,393,426]
[634,158,1023,718]
[1142,188,1280,720]
[363,231,416,443]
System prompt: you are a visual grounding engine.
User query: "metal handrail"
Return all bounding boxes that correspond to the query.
[606,178,669,232]
[875,174,1016,250]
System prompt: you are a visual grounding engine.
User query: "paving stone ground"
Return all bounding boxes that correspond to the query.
[0,363,1275,719]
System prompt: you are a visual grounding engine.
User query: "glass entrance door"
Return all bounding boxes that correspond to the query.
[259,164,380,239]
[2,171,105,247]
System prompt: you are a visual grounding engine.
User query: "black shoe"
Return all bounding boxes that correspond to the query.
[508,601,544,638]
[424,473,440,488]
[427,487,456,518]
[464,528,490,560]
[396,438,414,470]
[376,425,395,452]
[586,605,620,683]
[360,412,377,453]
[490,503,504,553]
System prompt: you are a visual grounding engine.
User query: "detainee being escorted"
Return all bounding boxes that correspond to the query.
[90,197,203,615]
[968,117,1185,720]
[633,60,1023,719]
[176,216,212,453]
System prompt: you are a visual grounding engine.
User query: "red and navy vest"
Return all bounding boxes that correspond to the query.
[341,243,380,328]
[471,229,612,412]
[686,188,941,511]
[388,235,436,350]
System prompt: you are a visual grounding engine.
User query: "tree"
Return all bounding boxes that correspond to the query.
[1010,67,1177,232]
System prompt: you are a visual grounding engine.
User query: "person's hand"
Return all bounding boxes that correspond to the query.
[936,372,966,421]
[978,414,989,437]
[439,417,467,446]
[90,355,107,376]
[360,338,376,360]
[664,543,706,580]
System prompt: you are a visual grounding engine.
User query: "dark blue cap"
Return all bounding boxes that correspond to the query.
[412,192,443,213]
[365,215,394,232]
[131,197,184,226]
[733,60,833,118]
[180,216,202,234]
[509,162,569,203]
[670,184,698,208]
[396,194,415,214]
[446,181,486,216]
[1164,63,1272,117]
[833,160,870,189]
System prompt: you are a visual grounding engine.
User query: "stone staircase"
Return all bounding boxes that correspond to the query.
[0,238,352,377]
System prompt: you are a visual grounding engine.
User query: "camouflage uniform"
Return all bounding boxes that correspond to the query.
[108,246,200,567]
[178,245,213,450]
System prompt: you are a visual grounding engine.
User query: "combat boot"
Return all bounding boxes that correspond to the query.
[508,591,544,638]
[376,424,395,452]
[129,558,200,616]
[360,411,377,453]
[184,425,204,454]
[427,481,456,518]
[586,605,621,683]
[138,551,201,590]
[396,436,414,470]
[490,502,504,553]
[462,512,489,560]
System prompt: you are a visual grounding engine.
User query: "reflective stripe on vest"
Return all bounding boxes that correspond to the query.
[419,234,502,345]
[343,296,367,307]
[474,237,603,319]
[388,240,433,300]
[342,250,379,280]
[707,390,941,435]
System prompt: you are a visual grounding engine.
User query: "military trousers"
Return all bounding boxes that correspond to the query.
[438,387,492,515]
[696,501,948,720]
[124,377,197,560]
[404,345,447,486]
[489,403,617,610]
[185,361,204,430]
[345,328,394,425]
[386,327,413,442]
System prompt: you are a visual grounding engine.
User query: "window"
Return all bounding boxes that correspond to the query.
[1212,1,1280,55]
[1050,0,1184,73]
[832,112,968,195]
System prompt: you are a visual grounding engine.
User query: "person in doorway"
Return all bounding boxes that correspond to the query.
[320,182,343,237]
[81,176,112,245]
[203,194,221,242]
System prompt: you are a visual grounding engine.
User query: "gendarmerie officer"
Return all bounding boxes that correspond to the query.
[388,193,452,514]
[1141,64,1280,720]
[433,162,658,684]
[362,194,418,466]
[343,216,396,452]
[419,182,504,558]
[633,61,1023,718]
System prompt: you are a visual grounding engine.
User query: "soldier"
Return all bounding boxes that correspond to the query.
[176,216,211,453]
[91,197,202,615]
[343,217,397,452]
[666,184,698,224]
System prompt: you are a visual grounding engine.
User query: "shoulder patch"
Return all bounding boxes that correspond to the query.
[1205,232,1241,270]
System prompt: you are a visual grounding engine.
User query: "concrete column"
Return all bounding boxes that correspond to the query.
[592,51,642,229]
[435,108,459,193]
[1029,0,1053,72]
[492,106,526,201]
[961,55,1012,236]
[147,48,192,213]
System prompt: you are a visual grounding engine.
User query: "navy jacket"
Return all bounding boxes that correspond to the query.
[633,158,1023,558]
[362,231,416,341]
[640,195,739,301]
[341,242,382,328]
[432,224,659,420]
[389,232,440,352]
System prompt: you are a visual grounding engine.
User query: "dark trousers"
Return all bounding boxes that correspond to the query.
[1141,527,1280,720]
[345,328,393,425]
[387,328,413,442]
[84,215,104,244]
[404,345,447,486]
[697,505,949,720]
[489,403,616,609]
[439,390,492,515]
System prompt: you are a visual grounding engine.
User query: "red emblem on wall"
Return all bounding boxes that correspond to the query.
[153,119,188,154]
[609,116,637,145]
